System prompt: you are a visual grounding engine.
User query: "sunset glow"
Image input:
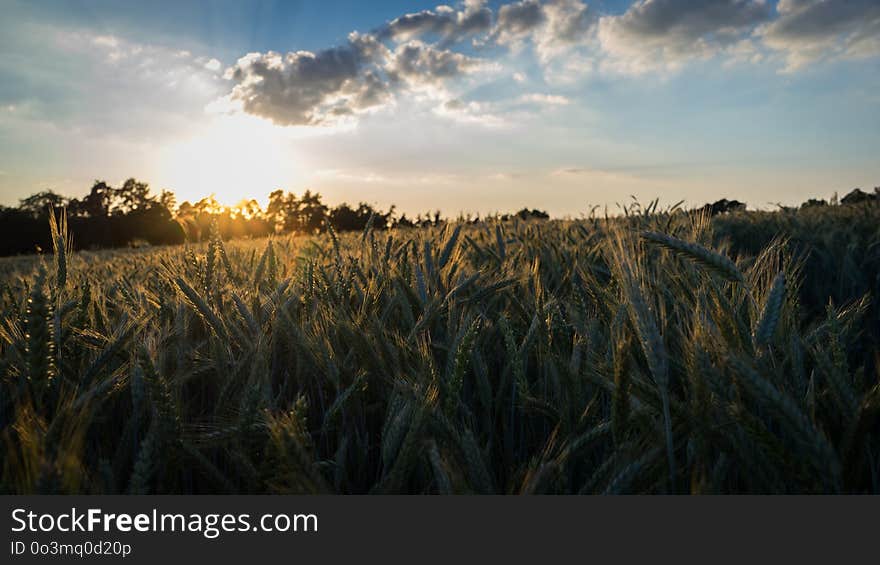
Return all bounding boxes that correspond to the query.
[154,115,303,206]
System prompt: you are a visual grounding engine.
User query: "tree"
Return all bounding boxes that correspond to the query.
[193,194,222,215]
[114,178,153,215]
[514,208,549,221]
[701,199,746,216]
[300,191,330,233]
[330,202,381,232]
[267,189,299,233]
[395,213,415,228]
[841,188,878,206]
[18,190,67,217]
[801,198,827,209]
[159,190,177,215]
[80,181,114,218]
[234,199,262,220]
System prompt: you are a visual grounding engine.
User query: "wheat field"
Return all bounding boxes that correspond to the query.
[1,202,878,494]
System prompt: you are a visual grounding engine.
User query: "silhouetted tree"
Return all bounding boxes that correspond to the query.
[18,191,67,218]
[801,198,828,209]
[841,188,878,206]
[78,181,114,218]
[700,198,747,216]
[114,178,153,215]
[267,189,300,233]
[159,190,177,214]
[514,208,549,221]
[298,191,329,234]
[394,213,416,228]
[330,202,391,232]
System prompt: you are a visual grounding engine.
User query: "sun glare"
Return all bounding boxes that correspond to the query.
[155,114,302,206]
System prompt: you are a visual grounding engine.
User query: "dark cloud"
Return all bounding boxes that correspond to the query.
[491,0,547,45]
[760,0,880,70]
[598,0,771,72]
[611,0,769,39]
[223,32,390,126]
[489,0,595,63]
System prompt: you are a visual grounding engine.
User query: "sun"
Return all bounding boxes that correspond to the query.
[154,114,302,207]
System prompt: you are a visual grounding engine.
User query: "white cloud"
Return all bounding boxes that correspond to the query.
[220,30,494,127]
[387,40,489,88]
[550,166,646,184]
[433,98,509,127]
[313,168,389,183]
[433,89,569,128]
[9,28,226,137]
[534,0,595,61]
[92,35,120,49]
[377,0,492,46]
[518,93,570,105]
[203,58,222,72]
[216,0,880,128]
[723,38,765,67]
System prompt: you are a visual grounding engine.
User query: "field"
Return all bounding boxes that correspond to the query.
[1,202,879,494]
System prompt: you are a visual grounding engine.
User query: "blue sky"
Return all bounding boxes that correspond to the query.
[1,0,878,216]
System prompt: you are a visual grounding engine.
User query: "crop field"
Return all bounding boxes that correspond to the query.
[1,202,879,494]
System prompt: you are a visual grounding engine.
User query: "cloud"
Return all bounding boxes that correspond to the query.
[312,167,462,186]
[597,0,772,73]
[433,98,508,127]
[387,41,488,88]
[221,30,491,127]
[217,0,880,128]
[313,168,389,183]
[534,0,596,60]
[2,27,225,137]
[759,0,880,72]
[221,33,392,126]
[377,0,492,46]
[491,0,547,46]
[517,93,570,105]
[489,0,596,78]
[91,35,120,49]
[203,58,222,72]
[375,1,595,89]
[434,89,569,128]
[550,166,646,183]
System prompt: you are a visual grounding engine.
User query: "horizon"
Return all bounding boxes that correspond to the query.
[8,178,879,221]
[2,0,879,216]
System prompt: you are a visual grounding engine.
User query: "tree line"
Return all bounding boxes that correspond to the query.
[3,177,876,257]
[0,179,551,256]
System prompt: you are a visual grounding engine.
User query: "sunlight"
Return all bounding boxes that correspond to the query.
[154,114,302,206]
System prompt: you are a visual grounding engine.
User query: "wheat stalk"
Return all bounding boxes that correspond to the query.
[641,231,745,283]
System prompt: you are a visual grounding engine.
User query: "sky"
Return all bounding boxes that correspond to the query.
[1,0,878,217]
